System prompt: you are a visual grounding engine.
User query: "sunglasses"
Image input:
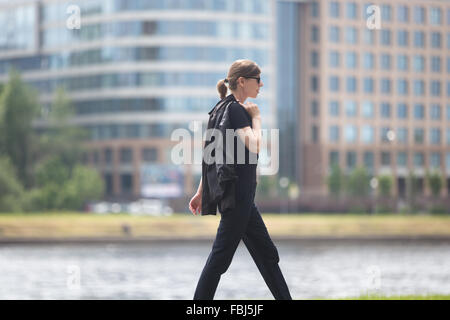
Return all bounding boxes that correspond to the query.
[244,76,261,84]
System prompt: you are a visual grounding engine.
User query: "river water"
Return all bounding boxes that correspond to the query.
[0,239,449,299]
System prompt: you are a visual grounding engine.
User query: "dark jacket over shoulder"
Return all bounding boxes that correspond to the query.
[201,95,238,215]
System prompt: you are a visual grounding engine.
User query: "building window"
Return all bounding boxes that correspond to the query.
[397,152,407,167]
[381,5,392,22]
[125,124,141,138]
[329,26,340,43]
[344,125,357,142]
[120,173,133,195]
[397,55,408,71]
[311,100,319,117]
[346,151,357,169]
[413,55,425,72]
[329,150,339,167]
[380,29,391,46]
[397,103,408,119]
[397,5,409,23]
[414,6,426,24]
[363,77,374,94]
[120,147,133,163]
[346,76,357,93]
[329,50,340,68]
[413,152,424,167]
[380,54,391,70]
[311,75,319,92]
[430,7,442,25]
[104,148,113,165]
[312,125,319,143]
[380,78,391,94]
[431,32,442,48]
[329,125,339,142]
[430,104,441,120]
[363,151,374,170]
[329,75,340,92]
[414,104,425,119]
[431,56,441,72]
[142,148,158,162]
[397,79,408,95]
[346,2,358,19]
[414,128,425,144]
[381,127,391,143]
[431,80,441,96]
[363,29,375,45]
[413,80,425,96]
[430,128,441,145]
[430,152,441,168]
[380,102,391,118]
[397,127,408,144]
[311,50,319,68]
[311,1,319,17]
[361,126,374,144]
[311,25,319,43]
[329,1,340,18]
[329,100,340,116]
[362,101,374,118]
[363,52,375,69]
[345,100,357,117]
[414,31,425,48]
[397,30,409,47]
[346,52,358,69]
[345,26,358,44]
[381,152,391,166]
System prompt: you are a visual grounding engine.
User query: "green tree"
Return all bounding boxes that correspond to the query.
[38,87,89,170]
[0,68,40,188]
[406,171,422,213]
[61,165,105,210]
[345,166,371,197]
[257,175,278,198]
[0,157,24,212]
[378,175,393,197]
[327,163,344,197]
[426,170,443,197]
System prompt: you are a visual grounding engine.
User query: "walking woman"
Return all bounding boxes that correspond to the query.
[188,59,292,300]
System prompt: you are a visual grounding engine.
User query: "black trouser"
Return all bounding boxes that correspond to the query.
[193,181,292,300]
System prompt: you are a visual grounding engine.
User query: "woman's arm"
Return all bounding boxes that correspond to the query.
[236,116,261,154]
[195,177,203,195]
[235,100,262,155]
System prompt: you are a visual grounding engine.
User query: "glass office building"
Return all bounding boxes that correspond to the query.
[0,0,277,201]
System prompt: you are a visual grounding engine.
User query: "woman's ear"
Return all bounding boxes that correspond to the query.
[238,76,245,88]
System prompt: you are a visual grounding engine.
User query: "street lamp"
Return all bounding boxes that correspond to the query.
[370,177,378,215]
[279,176,289,214]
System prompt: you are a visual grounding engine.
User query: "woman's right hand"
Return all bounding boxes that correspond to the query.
[241,102,260,118]
[189,192,202,215]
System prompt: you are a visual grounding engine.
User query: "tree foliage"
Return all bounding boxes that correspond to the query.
[0,70,103,212]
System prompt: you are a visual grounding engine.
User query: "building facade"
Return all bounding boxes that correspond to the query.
[0,0,277,202]
[298,0,450,198]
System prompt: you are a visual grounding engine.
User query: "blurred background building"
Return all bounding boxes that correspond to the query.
[296,0,450,199]
[0,0,277,205]
[1,0,449,210]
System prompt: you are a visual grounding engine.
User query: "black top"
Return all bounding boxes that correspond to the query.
[225,94,258,183]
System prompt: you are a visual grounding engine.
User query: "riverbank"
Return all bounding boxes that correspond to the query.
[0,212,449,242]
